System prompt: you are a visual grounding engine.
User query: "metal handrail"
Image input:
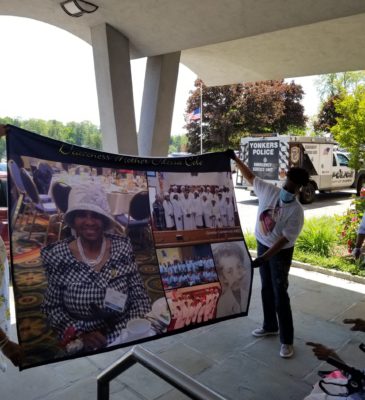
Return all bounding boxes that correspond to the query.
[97,345,226,400]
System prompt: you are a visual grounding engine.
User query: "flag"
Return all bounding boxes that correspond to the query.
[188,107,201,122]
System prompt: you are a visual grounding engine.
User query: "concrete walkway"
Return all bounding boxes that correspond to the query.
[1,267,365,400]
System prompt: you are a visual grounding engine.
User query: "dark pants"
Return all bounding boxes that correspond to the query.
[257,240,294,345]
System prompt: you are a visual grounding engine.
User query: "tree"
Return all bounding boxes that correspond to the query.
[315,71,365,101]
[169,134,188,154]
[313,95,342,133]
[274,81,306,133]
[0,117,102,160]
[186,80,242,152]
[185,79,306,153]
[313,72,365,134]
[331,86,365,171]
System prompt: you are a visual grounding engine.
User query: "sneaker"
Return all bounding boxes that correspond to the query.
[252,328,279,337]
[280,344,294,358]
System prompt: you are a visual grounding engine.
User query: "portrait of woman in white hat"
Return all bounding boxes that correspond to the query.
[41,183,151,353]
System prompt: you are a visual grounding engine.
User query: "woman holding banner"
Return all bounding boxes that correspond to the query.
[231,150,309,359]
[41,183,151,353]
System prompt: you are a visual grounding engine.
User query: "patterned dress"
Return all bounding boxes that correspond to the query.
[0,237,10,371]
[41,233,151,346]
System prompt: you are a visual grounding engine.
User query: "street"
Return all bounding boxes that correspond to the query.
[234,186,354,233]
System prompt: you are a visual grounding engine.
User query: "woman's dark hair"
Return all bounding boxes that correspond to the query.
[67,210,109,230]
[287,167,309,187]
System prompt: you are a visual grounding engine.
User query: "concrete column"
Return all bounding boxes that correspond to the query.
[91,24,138,155]
[138,52,181,156]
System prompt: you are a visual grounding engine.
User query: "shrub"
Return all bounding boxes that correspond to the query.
[243,216,365,276]
[243,231,256,250]
[336,196,365,251]
[295,216,338,257]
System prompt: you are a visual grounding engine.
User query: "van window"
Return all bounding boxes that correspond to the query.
[337,153,349,167]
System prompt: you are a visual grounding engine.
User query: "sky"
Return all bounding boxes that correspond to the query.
[0,16,320,135]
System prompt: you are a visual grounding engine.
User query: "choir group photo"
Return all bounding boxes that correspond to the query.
[147,171,243,246]
[156,244,218,290]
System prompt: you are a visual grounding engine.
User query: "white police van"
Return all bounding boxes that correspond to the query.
[236,135,365,204]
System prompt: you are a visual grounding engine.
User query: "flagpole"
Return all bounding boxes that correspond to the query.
[200,81,203,155]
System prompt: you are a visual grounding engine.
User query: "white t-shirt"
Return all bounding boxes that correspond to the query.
[254,177,304,248]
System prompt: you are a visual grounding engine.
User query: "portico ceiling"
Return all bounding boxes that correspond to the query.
[2,0,365,85]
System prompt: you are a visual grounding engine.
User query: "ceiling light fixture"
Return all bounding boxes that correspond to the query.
[60,0,98,17]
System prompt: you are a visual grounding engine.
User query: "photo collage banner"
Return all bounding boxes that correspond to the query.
[6,125,253,369]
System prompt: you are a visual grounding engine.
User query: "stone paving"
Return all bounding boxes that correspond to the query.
[1,267,365,400]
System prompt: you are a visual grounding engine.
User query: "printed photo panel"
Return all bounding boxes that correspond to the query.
[211,241,251,317]
[8,155,164,367]
[165,283,222,330]
[156,244,218,290]
[147,171,242,247]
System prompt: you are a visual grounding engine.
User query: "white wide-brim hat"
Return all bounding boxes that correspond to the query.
[64,183,116,230]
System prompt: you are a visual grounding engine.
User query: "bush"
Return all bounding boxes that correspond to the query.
[296,216,338,257]
[336,196,365,251]
[243,215,365,276]
[243,231,256,250]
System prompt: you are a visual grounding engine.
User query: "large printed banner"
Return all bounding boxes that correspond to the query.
[6,125,252,369]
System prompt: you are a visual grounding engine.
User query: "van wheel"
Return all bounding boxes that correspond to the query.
[357,175,365,196]
[300,182,316,204]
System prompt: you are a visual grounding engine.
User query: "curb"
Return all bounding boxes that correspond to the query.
[249,250,365,285]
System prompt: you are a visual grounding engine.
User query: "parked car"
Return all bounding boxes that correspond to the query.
[168,152,193,157]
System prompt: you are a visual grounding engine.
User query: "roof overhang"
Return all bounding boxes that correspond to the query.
[1,0,365,85]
